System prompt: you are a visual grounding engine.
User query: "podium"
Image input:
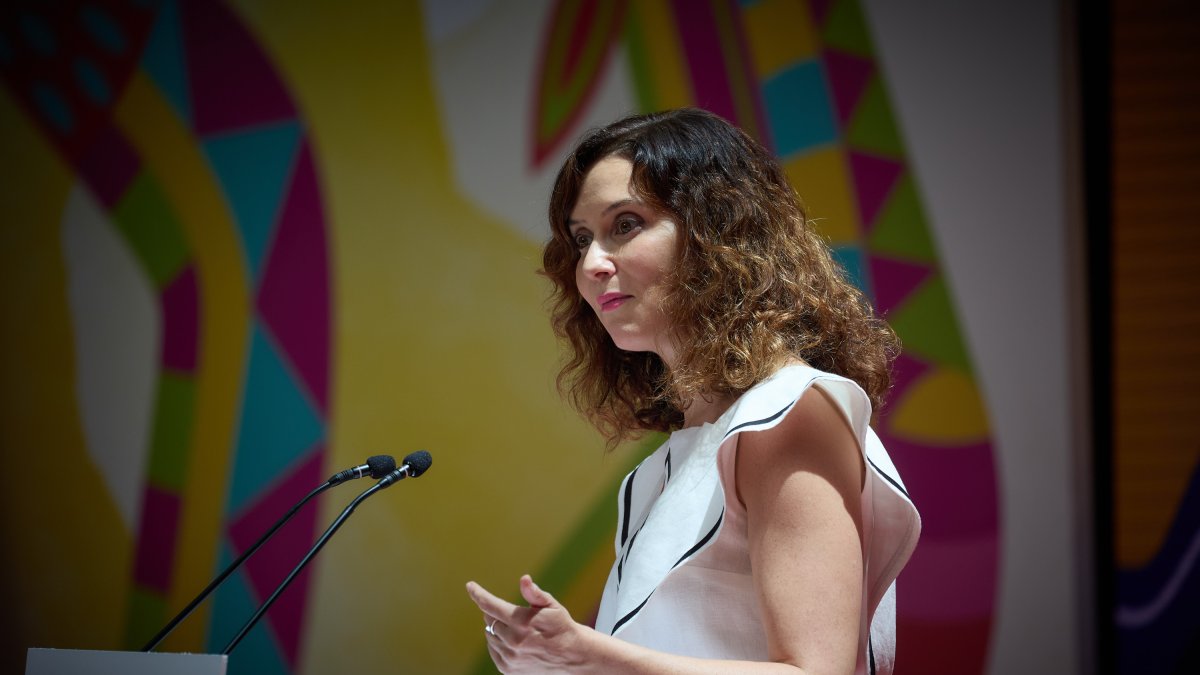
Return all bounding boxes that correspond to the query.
[26,648,227,674]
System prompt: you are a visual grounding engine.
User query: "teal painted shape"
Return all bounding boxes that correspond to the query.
[75,58,112,105]
[831,244,871,300]
[32,81,73,132]
[226,322,323,516]
[141,0,192,126]
[762,60,838,157]
[205,546,290,675]
[19,13,57,56]
[0,32,15,66]
[203,120,301,284]
[80,5,128,54]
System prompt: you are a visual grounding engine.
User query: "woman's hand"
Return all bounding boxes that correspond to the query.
[466,574,590,673]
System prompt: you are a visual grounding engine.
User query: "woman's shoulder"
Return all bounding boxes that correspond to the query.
[716,362,870,441]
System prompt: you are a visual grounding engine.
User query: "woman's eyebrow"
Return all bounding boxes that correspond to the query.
[568,198,638,228]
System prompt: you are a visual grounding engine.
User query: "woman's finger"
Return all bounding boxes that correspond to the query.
[519,574,556,608]
[466,581,520,622]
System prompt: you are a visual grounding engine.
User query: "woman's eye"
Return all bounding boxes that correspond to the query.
[573,232,592,249]
[615,217,640,235]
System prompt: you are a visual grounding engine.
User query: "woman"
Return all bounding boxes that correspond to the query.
[467,108,920,674]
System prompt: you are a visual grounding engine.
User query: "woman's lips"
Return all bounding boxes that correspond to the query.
[598,292,631,312]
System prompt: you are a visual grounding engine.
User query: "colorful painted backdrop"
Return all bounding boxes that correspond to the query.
[0,1,1021,673]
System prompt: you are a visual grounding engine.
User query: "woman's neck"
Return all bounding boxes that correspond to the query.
[681,391,736,429]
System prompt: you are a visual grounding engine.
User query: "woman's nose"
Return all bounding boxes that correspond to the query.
[580,243,616,279]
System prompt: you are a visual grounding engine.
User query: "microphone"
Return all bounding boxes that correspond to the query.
[222,450,433,655]
[378,450,432,486]
[327,454,397,484]
[141,455,397,652]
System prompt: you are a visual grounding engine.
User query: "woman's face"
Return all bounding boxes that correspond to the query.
[569,156,681,364]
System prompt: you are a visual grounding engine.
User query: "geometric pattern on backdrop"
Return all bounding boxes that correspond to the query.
[524,0,1002,672]
[0,2,331,673]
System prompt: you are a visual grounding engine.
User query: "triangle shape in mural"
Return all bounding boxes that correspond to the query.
[869,253,933,316]
[225,323,324,516]
[205,545,291,674]
[202,120,301,284]
[141,0,192,126]
[823,48,873,127]
[848,150,903,231]
[822,0,873,56]
[847,76,905,157]
[869,175,937,261]
[182,0,295,136]
[257,140,330,414]
[228,448,323,669]
[885,274,970,371]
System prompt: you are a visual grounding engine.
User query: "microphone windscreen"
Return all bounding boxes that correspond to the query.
[403,450,433,478]
[367,455,397,478]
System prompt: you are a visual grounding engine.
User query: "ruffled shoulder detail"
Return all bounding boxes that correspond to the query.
[594,365,920,639]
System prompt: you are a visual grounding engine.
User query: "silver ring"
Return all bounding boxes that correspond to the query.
[485,620,497,637]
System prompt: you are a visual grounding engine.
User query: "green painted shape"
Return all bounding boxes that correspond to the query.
[822,0,874,56]
[887,274,971,370]
[112,172,189,288]
[846,77,904,157]
[123,585,166,650]
[869,175,937,262]
[146,371,196,491]
[470,432,664,675]
[624,10,657,112]
[538,0,623,140]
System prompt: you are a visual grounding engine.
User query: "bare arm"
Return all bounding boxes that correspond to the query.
[465,387,866,674]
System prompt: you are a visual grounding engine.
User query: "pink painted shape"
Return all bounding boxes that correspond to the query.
[883,351,931,410]
[561,0,599,86]
[160,263,199,372]
[728,2,772,149]
[822,48,873,127]
[877,433,999,540]
[256,141,330,413]
[868,253,932,316]
[228,447,325,668]
[133,485,181,593]
[848,150,904,230]
[79,123,141,209]
[182,1,295,136]
[672,0,737,123]
[900,535,999,620]
[807,0,836,27]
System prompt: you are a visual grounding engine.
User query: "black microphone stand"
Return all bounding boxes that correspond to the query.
[141,481,331,652]
[221,466,418,655]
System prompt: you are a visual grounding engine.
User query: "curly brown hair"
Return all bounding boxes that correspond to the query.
[543,108,899,445]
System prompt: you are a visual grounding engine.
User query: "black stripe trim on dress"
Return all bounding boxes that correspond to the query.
[867,456,910,501]
[620,464,639,547]
[671,508,725,569]
[722,401,793,440]
[868,636,876,675]
[612,592,654,634]
[612,509,726,634]
[664,448,672,482]
[617,525,644,584]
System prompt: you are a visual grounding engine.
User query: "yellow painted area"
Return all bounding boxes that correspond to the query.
[229,2,633,673]
[631,0,695,109]
[742,0,819,78]
[0,88,131,661]
[783,147,859,244]
[890,367,991,444]
[113,73,251,651]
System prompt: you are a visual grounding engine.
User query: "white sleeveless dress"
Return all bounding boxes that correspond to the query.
[593,365,921,674]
